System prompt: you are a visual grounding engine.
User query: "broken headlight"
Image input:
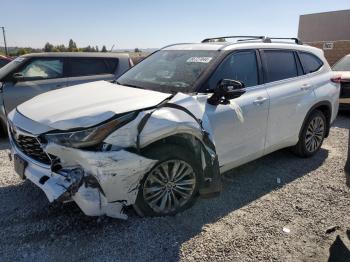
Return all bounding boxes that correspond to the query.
[44,112,136,148]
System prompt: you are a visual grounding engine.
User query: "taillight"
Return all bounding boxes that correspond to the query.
[331,75,342,83]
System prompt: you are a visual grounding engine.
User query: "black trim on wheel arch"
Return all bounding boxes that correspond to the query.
[299,101,332,139]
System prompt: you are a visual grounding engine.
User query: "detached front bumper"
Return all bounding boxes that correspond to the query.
[9,137,156,219]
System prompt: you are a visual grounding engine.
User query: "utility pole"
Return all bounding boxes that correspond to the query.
[0,27,8,56]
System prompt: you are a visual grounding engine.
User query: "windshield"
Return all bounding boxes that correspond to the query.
[117,50,219,93]
[0,57,27,81]
[332,55,350,71]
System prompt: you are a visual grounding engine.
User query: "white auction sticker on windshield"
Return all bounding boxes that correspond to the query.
[186,57,213,63]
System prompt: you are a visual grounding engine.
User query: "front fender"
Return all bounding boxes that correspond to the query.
[104,93,221,196]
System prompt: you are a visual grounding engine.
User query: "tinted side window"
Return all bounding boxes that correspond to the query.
[0,59,9,68]
[104,58,118,73]
[69,58,118,77]
[207,51,258,90]
[264,50,297,82]
[299,52,323,74]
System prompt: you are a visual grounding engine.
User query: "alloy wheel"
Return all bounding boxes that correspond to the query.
[143,160,196,214]
[305,116,325,153]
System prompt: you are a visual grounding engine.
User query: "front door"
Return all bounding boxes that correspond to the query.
[201,50,269,171]
[2,57,68,114]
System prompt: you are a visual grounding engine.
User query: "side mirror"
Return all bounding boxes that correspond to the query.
[12,73,24,82]
[207,79,246,105]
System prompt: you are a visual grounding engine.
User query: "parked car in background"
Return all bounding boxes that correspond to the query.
[332,54,350,110]
[8,36,340,219]
[0,55,12,69]
[0,52,133,135]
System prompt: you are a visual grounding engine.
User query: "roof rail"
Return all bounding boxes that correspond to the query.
[202,36,267,43]
[202,36,303,45]
[264,37,303,45]
[160,43,194,49]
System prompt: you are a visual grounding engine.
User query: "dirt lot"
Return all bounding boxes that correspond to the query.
[0,114,349,262]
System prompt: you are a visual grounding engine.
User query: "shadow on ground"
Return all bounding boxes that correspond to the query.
[328,231,350,262]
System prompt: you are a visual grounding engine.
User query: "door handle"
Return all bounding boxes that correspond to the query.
[300,83,312,91]
[253,97,268,105]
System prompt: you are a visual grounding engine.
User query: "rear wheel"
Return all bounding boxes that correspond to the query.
[293,110,326,157]
[133,144,200,217]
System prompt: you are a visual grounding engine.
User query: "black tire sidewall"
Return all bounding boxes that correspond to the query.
[299,110,326,157]
[134,144,201,217]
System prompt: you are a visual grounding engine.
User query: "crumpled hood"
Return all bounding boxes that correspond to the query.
[17,81,171,130]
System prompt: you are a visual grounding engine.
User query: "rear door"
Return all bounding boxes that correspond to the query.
[2,57,68,114]
[261,49,316,152]
[66,57,118,86]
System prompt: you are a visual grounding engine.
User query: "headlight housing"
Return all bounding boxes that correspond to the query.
[44,112,136,148]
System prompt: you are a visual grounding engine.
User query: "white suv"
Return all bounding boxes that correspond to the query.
[8,36,340,219]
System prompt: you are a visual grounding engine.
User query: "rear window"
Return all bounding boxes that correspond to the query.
[299,52,323,74]
[69,58,118,77]
[264,50,298,82]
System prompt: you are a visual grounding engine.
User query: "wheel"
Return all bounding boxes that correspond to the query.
[293,110,326,157]
[133,144,200,217]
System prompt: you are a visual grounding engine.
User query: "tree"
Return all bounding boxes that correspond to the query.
[101,45,107,52]
[17,48,28,55]
[95,46,99,52]
[44,42,54,52]
[68,39,77,52]
[134,48,141,53]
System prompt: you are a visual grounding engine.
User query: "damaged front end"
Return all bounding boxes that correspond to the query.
[44,146,157,219]
[8,92,221,219]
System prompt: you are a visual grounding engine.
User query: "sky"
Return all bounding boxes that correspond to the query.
[1,0,349,50]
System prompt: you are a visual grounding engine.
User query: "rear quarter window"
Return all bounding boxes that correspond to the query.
[299,52,323,74]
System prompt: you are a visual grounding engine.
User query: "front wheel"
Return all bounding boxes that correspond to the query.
[133,144,200,217]
[293,110,326,157]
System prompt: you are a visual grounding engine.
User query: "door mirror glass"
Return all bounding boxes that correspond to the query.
[207,79,246,105]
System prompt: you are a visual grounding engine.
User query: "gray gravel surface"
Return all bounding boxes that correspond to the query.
[0,114,349,262]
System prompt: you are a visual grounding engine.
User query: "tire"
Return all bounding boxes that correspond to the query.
[0,124,7,138]
[133,144,200,217]
[292,110,326,158]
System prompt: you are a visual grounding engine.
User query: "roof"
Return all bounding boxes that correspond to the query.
[20,52,130,59]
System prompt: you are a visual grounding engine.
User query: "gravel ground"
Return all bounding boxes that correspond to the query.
[0,114,349,262]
